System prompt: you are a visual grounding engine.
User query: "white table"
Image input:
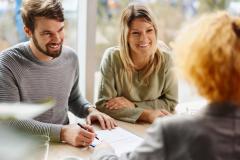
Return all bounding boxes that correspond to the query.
[48,120,150,160]
[48,100,207,160]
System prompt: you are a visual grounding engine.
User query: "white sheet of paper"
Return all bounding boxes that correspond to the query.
[92,127,143,155]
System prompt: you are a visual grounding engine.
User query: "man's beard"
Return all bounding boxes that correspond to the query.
[32,34,62,58]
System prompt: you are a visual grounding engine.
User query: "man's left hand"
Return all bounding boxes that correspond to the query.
[86,106,117,130]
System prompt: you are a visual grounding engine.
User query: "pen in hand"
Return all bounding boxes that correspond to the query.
[77,123,100,140]
[77,123,100,147]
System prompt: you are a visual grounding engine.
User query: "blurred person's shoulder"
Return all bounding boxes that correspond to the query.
[152,113,216,159]
[153,113,205,139]
[158,114,201,129]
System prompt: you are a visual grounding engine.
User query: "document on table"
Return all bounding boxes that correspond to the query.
[92,127,143,155]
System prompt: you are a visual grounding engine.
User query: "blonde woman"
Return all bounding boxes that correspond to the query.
[91,12,240,160]
[96,3,178,123]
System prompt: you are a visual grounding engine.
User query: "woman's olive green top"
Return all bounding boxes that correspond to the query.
[96,46,178,123]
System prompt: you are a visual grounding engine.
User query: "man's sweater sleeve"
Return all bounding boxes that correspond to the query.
[8,120,63,142]
[68,61,91,118]
[0,63,62,142]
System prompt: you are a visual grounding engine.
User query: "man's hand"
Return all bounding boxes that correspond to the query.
[60,124,95,147]
[106,97,135,110]
[86,107,117,130]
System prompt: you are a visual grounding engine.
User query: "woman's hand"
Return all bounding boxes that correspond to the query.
[106,97,135,110]
[138,109,172,123]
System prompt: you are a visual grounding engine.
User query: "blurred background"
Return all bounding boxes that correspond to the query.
[0,0,239,103]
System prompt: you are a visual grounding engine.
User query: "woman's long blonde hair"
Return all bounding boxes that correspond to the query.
[173,12,240,103]
[119,3,164,86]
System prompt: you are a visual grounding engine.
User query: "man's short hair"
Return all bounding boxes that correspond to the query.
[21,0,64,32]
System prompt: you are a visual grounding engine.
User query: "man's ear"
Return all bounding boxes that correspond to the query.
[24,26,32,38]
